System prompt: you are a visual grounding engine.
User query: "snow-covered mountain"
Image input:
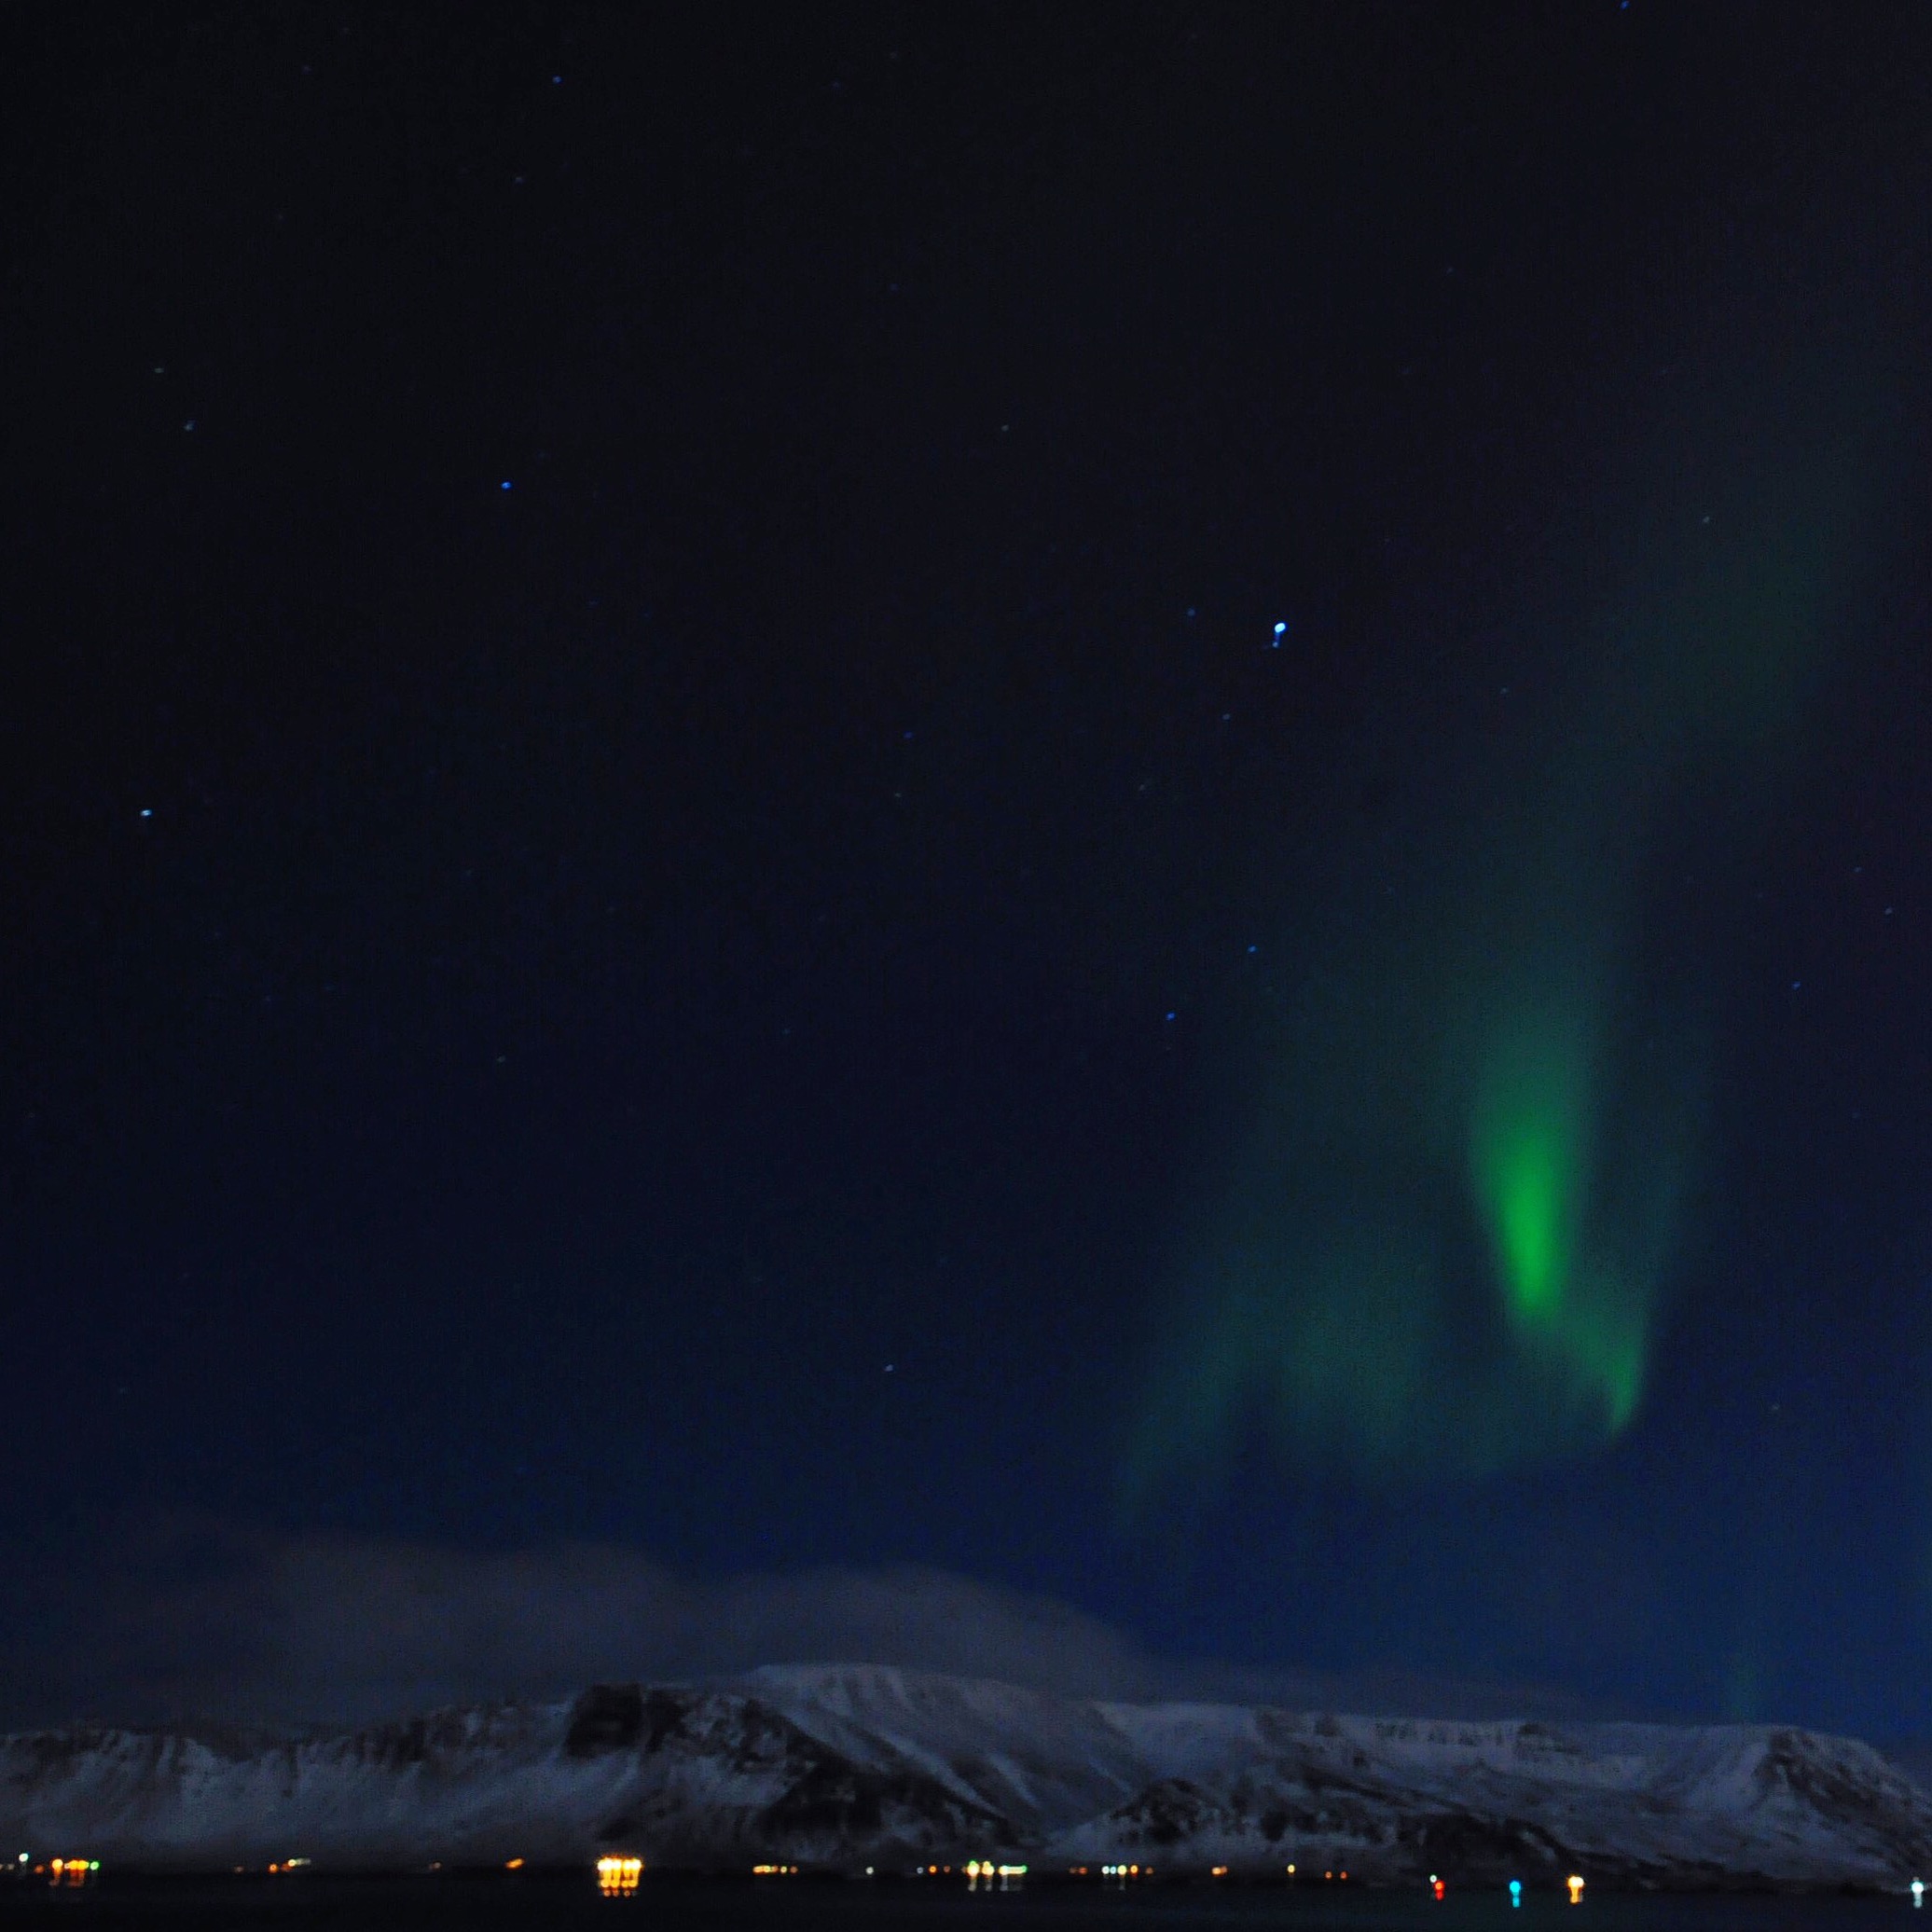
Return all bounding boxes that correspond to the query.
[4,1664,1930,1889]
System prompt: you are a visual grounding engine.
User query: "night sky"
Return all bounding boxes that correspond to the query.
[7,5,1932,1741]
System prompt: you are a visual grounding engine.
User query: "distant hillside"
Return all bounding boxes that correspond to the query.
[3,1664,1929,1890]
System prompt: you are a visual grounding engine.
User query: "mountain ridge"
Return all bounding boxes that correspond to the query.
[4,1663,1929,1890]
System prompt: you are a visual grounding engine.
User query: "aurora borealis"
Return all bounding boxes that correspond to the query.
[7,5,1932,1746]
[1135,398,1869,1495]
[1470,981,1649,1432]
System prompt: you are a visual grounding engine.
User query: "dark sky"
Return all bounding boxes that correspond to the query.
[6,3,1932,1740]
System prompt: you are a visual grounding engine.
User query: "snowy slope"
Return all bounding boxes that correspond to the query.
[0,1686,1005,1870]
[4,1667,1930,1888]
[736,1663,1150,1835]
[1048,1707,1932,1888]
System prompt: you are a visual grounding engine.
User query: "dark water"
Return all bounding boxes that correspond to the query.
[0,1877,1927,1932]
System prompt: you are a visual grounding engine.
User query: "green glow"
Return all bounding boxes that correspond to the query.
[1125,392,1856,1501]
[1463,990,1652,1431]
[1497,1142,1565,1316]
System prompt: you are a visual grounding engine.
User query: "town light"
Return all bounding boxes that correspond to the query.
[597,1855,643,1896]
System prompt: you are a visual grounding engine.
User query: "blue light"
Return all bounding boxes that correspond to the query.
[500,480,512,490]
[1272,620,1288,644]
[1510,1880,1522,1907]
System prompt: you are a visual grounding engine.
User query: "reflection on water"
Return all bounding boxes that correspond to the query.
[2,1871,1929,1927]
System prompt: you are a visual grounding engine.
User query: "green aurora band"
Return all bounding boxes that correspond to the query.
[1466,981,1651,1440]
[1128,419,1866,1499]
